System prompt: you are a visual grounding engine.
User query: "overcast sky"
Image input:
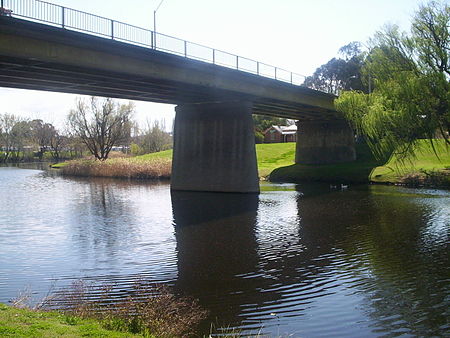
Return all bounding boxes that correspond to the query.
[0,0,426,129]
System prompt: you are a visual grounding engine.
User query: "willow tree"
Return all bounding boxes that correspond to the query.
[335,1,449,159]
[68,97,134,161]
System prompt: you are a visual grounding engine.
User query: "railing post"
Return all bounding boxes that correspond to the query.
[257,62,259,75]
[290,72,293,84]
[236,55,239,70]
[151,31,154,49]
[111,20,114,39]
[275,67,277,80]
[212,49,215,64]
[61,6,65,28]
[184,40,187,57]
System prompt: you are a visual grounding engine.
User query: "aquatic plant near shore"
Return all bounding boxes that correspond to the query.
[61,157,171,179]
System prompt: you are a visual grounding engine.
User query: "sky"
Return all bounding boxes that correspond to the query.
[0,0,427,130]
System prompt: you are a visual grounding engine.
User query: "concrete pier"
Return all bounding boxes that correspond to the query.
[171,102,259,193]
[295,120,356,164]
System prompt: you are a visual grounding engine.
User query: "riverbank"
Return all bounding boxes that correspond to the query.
[0,280,208,337]
[0,303,141,337]
[270,140,449,187]
[53,141,449,187]
[54,144,296,179]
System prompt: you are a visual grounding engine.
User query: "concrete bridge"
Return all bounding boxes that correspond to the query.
[0,1,355,193]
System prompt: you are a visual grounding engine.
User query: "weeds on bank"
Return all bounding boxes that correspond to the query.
[400,169,450,188]
[11,280,207,337]
[61,157,171,179]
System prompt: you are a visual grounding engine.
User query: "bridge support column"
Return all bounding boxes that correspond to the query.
[171,102,259,193]
[295,120,356,164]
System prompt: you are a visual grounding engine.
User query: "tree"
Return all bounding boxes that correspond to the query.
[67,97,134,160]
[335,1,449,159]
[0,114,32,162]
[30,119,57,160]
[49,130,67,161]
[139,120,172,154]
[302,42,368,95]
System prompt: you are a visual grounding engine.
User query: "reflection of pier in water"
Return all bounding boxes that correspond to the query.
[170,188,360,333]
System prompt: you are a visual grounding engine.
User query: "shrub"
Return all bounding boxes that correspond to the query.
[45,280,207,337]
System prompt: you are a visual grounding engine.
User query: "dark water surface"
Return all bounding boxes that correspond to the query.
[0,166,449,336]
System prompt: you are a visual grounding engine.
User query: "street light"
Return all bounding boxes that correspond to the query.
[153,0,167,35]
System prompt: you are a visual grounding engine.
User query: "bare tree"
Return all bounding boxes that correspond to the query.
[67,97,134,160]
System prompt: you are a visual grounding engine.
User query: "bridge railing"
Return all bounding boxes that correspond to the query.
[1,0,307,86]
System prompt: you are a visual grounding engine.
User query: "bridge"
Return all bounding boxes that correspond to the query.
[0,0,355,193]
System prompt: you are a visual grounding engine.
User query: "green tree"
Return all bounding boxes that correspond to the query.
[139,119,172,154]
[303,42,368,94]
[336,1,449,159]
[67,97,134,161]
[29,119,57,160]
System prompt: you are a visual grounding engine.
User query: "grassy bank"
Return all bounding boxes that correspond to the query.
[134,143,296,178]
[0,303,141,337]
[270,142,383,184]
[56,141,449,187]
[1,280,208,337]
[270,140,449,187]
[371,140,450,187]
[58,144,295,179]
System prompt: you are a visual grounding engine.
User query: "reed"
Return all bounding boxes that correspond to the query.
[61,157,171,179]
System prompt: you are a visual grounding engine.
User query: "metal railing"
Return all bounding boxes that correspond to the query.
[1,0,307,86]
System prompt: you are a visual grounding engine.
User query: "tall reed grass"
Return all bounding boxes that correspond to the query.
[61,157,171,179]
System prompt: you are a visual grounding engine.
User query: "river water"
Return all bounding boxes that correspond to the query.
[0,165,449,336]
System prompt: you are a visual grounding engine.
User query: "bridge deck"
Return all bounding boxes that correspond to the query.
[0,17,340,121]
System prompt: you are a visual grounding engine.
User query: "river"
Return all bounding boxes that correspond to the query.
[0,165,449,336]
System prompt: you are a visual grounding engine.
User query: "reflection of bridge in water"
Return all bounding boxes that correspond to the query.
[0,0,356,192]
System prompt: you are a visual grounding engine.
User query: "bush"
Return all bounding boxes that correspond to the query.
[45,280,208,337]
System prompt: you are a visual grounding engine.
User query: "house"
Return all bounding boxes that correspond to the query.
[263,124,297,143]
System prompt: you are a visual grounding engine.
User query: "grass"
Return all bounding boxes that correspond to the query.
[56,141,449,187]
[270,142,384,184]
[255,143,296,177]
[2,280,208,337]
[270,139,449,187]
[0,303,140,337]
[135,143,296,178]
[370,139,450,187]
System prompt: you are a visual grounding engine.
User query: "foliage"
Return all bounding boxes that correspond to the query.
[29,119,56,160]
[302,42,368,94]
[336,1,450,159]
[137,120,172,154]
[67,97,134,161]
[44,280,207,337]
[370,139,450,184]
[254,130,264,144]
[253,115,289,132]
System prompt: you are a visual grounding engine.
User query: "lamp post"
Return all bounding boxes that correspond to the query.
[153,0,167,36]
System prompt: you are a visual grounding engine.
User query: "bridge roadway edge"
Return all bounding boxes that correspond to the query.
[0,16,357,192]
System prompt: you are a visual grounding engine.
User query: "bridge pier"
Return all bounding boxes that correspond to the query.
[295,120,356,164]
[171,102,259,193]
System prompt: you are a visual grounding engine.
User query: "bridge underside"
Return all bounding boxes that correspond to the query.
[0,17,356,193]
